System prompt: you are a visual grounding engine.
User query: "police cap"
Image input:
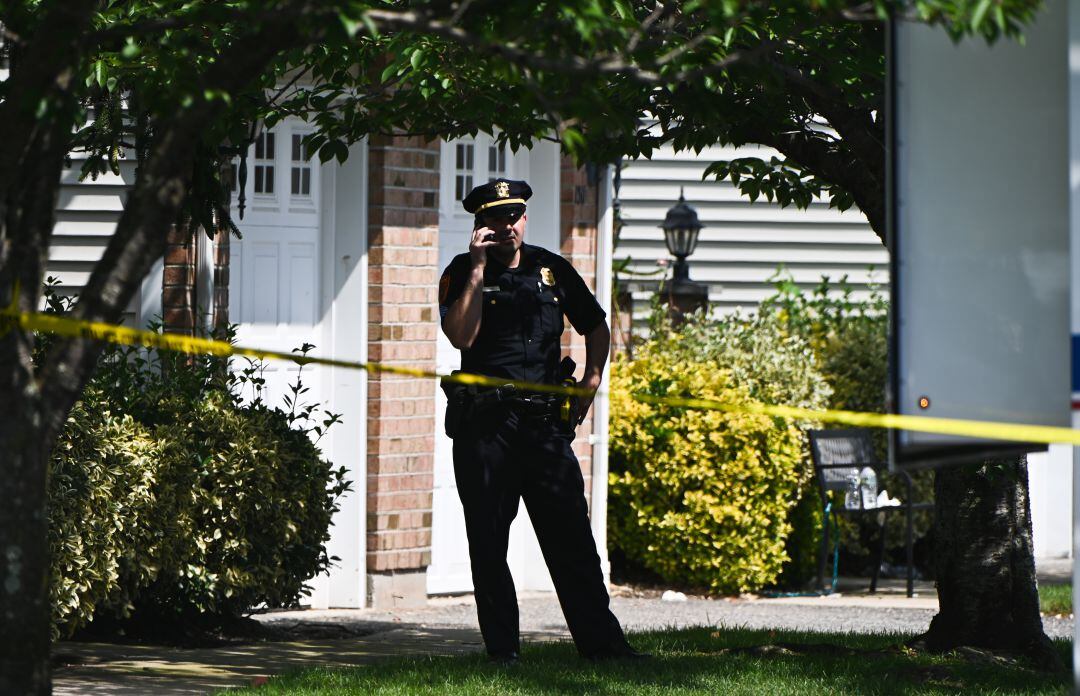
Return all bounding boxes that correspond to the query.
[462,178,532,215]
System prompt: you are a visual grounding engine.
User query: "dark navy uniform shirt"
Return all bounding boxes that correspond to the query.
[439,244,606,384]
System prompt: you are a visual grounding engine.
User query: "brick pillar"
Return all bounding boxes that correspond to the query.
[162,226,196,335]
[366,134,440,608]
[161,225,230,336]
[559,158,602,508]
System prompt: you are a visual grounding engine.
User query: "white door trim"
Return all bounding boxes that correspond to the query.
[318,139,369,608]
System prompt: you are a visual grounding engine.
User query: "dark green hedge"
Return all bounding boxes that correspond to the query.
[763,272,933,567]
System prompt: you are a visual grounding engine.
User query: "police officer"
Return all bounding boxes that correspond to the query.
[439,178,643,663]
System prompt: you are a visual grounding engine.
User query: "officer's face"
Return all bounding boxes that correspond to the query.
[479,210,527,255]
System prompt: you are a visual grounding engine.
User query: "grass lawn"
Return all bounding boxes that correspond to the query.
[1040,583,1072,616]
[222,627,1071,695]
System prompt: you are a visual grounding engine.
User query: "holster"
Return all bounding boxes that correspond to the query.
[558,383,581,429]
[440,372,473,439]
[441,358,579,438]
[556,356,579,430]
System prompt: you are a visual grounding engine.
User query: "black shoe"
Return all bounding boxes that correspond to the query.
[586,644,652,661]
[488,650,520,666]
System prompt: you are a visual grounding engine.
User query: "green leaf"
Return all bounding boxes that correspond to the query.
[339,12,363,38]
[318,140,349,164]
[360,12,380,37]
[612,0,634,21]
[379,60,403,84]
[561,127,586,153]
[970,0,993,31]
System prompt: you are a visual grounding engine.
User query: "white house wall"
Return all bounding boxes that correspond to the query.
[617,145,888,319]
[50,154,159,325]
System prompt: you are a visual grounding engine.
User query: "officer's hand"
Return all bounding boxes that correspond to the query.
[470,226,499,267]
[575,373,603,425]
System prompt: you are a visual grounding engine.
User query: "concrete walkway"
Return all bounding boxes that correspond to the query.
[52,577,1074,695]
[53,625,508,695]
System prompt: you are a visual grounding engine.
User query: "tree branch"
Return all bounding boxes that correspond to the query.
[0,0,98,197]
[362,7,713,85]
[0,98,72,388]
[754,52,885,210]
[84,3,323,50]
[266,66,315,110]
[627,2,674,54]
[750,125,885,242]
[448,0,478,27]
[839,2,879,21]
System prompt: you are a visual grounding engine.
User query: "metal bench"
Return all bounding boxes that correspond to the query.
[808,429,933,597]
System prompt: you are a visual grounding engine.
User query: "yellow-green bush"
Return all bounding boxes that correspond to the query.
[608,311,828,593]
[47,385,348,638]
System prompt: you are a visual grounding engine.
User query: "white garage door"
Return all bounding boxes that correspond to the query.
[231,121,329,410]
[428,136,562,595]
[229,119,372,609]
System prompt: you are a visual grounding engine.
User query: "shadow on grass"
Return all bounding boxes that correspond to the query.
[230,627,1072,696]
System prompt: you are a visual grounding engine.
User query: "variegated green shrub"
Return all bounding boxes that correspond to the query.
[144,390,347,620]
[44,323,348,639]
[48,395,186,639]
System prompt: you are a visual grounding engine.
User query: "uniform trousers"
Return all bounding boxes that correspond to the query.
[453,406,628,657]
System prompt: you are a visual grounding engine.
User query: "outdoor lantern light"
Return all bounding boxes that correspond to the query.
[658,188,709,319]
[660,189,703,279]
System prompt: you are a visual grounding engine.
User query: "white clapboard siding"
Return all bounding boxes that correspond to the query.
[617,144,889,319]
[48,154,141,323]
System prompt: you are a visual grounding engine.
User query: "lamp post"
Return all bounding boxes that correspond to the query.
[659,189,708,320]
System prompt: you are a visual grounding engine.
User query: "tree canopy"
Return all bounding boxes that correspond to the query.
[2,0,1044,251]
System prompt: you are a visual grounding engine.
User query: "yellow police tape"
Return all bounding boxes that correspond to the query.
[4,305,1080,447]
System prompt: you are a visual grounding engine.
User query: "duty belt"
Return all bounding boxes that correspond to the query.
[474,384,561,417]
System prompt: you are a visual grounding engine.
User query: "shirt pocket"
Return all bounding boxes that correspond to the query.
[538,289,564,338]
[481,291,517,336]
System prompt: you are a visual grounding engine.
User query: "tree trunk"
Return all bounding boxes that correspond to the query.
[924,456,1060,668]
[0,344,50,695]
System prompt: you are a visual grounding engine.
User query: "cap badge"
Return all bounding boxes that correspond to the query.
[495,181,510,199]
[540,267,555,286]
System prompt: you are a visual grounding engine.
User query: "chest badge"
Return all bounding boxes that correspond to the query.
[540,267,555,286]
